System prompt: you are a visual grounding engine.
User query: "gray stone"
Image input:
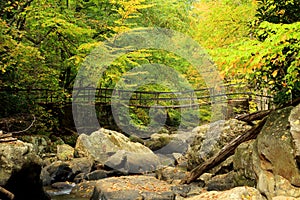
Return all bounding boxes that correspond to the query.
[186,119,252,171]
[104,150,161,174]
[75,128,154,165]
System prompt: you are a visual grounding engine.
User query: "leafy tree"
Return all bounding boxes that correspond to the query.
[254,0,300,25]
[243,0,300,104]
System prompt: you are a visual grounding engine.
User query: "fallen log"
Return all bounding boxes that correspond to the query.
[180,116,268,184]
[236,109,271,123]
[0,186,14,200]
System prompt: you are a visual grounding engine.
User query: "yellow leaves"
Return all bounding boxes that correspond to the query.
[110,0,153,33]
[268,80,275,84]
[262,75,267,81]
[78,42,102,51]
[272,69,278,77]
[1,66,7,73]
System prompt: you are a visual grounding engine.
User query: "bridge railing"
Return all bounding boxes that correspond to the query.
[0,84,274,110]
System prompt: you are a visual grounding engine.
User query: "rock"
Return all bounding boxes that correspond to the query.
[185,182,206,197]
[156,166,189,184]
[70,181,97,199]
[45,182,76,197]
[146,133,172,151]
[253,107,300,199]
[73,172,87,183]
[18,135,51,155]
[186,119,252,170]
[171,184,192,198]
[86,169,108,180]
[75,128,154,164]
[51,181,75,190]
[104,150,161,174]
[90,175,175,200]
[206,171,237,191]
[41,161,73,185]
[56,144,74,161]
[273,196,300,200]
[68,157,93,175]
[41,157,92,185]
[185,186,265,200]
[0,140,50,200]
[156,154,176,167]
[289,104,300,162]
[233,140,257,187]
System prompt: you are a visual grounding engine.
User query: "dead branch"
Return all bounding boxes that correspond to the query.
[8,115,36,135]
[180,116,268,184]
[0,186,14,200]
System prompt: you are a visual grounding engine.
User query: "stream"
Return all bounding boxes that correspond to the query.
[44,186,89,200]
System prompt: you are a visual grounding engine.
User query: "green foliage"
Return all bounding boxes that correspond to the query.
[2,0,261,132]
[254,0,300,24]
[0,92,30,117]
[138,0,192,32]
[189,0,256,81]
[206,0,300,106]
[246,22,300,104]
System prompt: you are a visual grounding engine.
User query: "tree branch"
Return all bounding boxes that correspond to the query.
[0,186,14,200]
[8,115,36,135]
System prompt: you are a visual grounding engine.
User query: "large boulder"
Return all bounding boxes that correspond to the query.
[75,128,161,173]
[252,106,300,199]
[104,150,161,174]
[186,119,252,170]
[0,140,50,200]
[90,175,175,200]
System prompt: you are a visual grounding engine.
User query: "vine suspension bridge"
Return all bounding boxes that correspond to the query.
[1,84,273,111]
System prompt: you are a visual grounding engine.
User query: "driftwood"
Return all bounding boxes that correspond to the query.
[0,186,14,199]
[180,116,268,184]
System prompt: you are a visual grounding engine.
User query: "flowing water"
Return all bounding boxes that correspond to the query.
[44,186,90,200]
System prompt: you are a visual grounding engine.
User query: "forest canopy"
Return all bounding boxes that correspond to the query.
[0,0,299,118]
